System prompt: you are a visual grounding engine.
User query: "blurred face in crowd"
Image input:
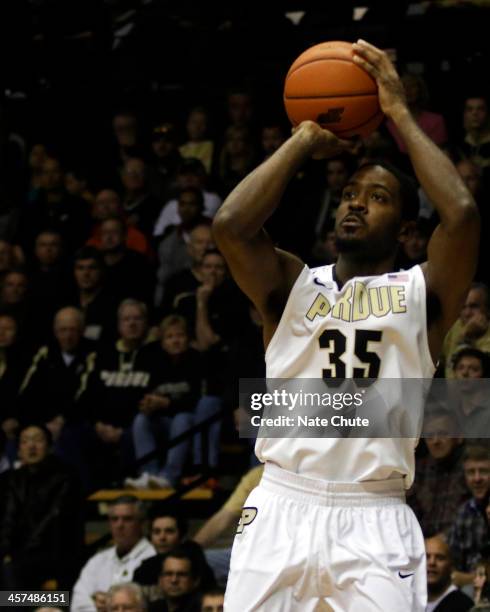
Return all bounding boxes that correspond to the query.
[100,219,126,253]
[108,588,144,612]
[40,158,64,192]
[113,113,138,148]
[454,355,484,379]
[65,171,87,197]
[151,516,181,554]
[201,593,224,612]
[187,109,208,142]
[152,123,177,159]
[161,323,188,356]
[29,144,48,171]
[426,537,452,596]
[187,225,213,265]
[54,308,84,353]
[403,228,428,262]
[1,272,28,305]
[160,557,198,601]
[18,426,49,466]
[456,160,482,197]
[228,92,253,127]
[261,126,286,157]
[402,74,423,107]
[224,126,250,157]
[177,170,203,191]
[74,258,102,292]
[424,415,460,460]
[35,232,62,267]
[0,240,13,272]
[118,303,147,344]
[201,253,226,287]
[122,159,146,194]
[460,288,488,326]
[323,230,338,262]
[464,97,488,132]
[108,502,143,554]
[178,190,203,226]
[464,458,490,501]
[326,160,349,195]
[93,189,122,221]
[0,315,17,348]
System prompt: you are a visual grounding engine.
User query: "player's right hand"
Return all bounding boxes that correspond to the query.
[293,120,357,159]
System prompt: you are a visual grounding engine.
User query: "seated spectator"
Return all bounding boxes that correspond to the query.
[397,218,432,270]
[458,96,490,170]
[154,188,210,306]
[180,107,215,174]
[68,246,119,342]
[449,446,490,587]
[64,167,94,206]
[83,299,150,488]
[106,583,146,612]
[112,111,142,168]
[153,159,221,239]
[309,222,339,268]
[0,240,17,282]
[0,269,36,347]
[87,188,152,259]
[71,495,155,612]
[98,216,154,305]
[160,224,213,313]
[441,284,490,377]
[148,122,183,203]
[452,348,490,437]
[192,465,263,587]
[16,156,92,255]
[387,73,448,154]
[260,122,287,161]
[26,144,49,194]
[409,409,468,537]
[473,556,490,607]
[200,589,224,612]
[218,125,257,196]
[125,315,202,489]
[121,158,163,237]
[0,424,83,589]
[226,89,254,131]
[133,505,188,598]
[426,535,474,612]
[148,547,202,612]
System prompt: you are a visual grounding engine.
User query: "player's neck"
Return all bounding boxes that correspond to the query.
[335,254,396,288]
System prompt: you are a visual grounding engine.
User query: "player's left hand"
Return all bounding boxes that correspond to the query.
[352,40,407,119]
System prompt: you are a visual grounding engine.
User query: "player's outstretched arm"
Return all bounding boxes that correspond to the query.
[213,122,353,342]
[353,40,480,354]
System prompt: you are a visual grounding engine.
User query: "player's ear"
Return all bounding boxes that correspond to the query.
[397,219,415,245]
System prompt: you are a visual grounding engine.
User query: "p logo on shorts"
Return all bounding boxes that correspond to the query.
[236,507,258,534]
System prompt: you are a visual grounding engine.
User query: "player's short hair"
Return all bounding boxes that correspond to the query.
[452,347,490,376]
[463,445,490,463]
[357,159,419,221]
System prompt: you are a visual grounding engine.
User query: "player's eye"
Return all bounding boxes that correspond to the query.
[343,190,355,200]
[371,192,387,202]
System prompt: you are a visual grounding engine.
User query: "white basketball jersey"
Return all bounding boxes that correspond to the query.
[256,263,435,488]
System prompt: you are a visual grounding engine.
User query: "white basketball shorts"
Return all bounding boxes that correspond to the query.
[224,463,426,611]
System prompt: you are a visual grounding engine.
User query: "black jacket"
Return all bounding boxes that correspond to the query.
[433,589,474,612]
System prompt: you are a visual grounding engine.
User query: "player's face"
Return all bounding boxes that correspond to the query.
[426,538,452,590]
[151,516,180,553]
[464,459,490,501]
[160,557,196,598]
[335,166,404,259]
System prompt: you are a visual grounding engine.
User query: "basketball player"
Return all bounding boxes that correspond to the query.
[213,40,479,611]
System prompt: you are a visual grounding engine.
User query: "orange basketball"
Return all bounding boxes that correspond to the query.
[283,41,383,139]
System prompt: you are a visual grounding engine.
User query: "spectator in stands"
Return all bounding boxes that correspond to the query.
[397,218,432,270]
[0,424,83,589]
[441,283,490,377]
[125,315,202,489]
[200,589,224,612]
[133,506,188,596]
[148,122,183,203]
[260,123,287,160]
[473,556,490,607]
[153,159,221,239]
[112,111,141,166]
[449,446,490,586]
[83,299,150,488]
[154,188,210,306]
[70,246,119,342]
[65,167,94,205]
[16,156,92,255]
[180,107,215,174]
[148,547,202,612]
[457,160,483,200]
[159,224,213,313]
[426,535,474,611]
[71,495,155,612]
[122,158,163,237]
[218,125,256,195]
[309,222,339,268]
[226,89,254,130]
[0,240,16,282]
[106,583,146,612]
[192,465,263,586]
[87,189,152,259]
[409,409,467,536]
[459,96,490,170]
[98,216,154,304]
[27,144,49,194]
[387,73,447,154]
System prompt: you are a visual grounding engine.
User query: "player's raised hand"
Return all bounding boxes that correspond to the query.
[352,40,407,119]
[293,120,357,159]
